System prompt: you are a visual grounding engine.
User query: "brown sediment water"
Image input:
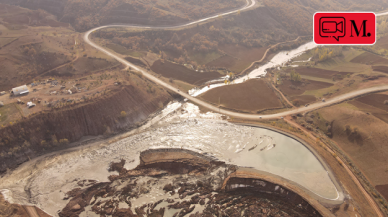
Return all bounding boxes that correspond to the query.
[0,102,342,216]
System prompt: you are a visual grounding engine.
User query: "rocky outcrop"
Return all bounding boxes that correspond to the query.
[0,85,173,174]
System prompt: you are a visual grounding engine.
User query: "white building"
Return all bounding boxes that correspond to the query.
[12,85,29,96]
[27,102,36,108]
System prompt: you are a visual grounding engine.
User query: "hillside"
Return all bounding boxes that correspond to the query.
[0,3,122,91]
[0,83,174,174]
[0,0,245,32]
[93,6,310,75]
[262,0,388,36]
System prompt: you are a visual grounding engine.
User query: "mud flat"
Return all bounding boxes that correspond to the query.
[58,149,326,217]
[0,103,343,216]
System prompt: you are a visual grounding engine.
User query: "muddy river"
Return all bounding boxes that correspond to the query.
[189,41,318,96]
[0,102,342,216]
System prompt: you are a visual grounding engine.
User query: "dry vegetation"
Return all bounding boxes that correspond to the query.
[262,0,388,38]
[151,59,221,85]
[0,69,174,174]
[0,0,245,32]
[276,76,333,106]
[0,4,120,91]
[93,8,309,74]
[304,98,388,202]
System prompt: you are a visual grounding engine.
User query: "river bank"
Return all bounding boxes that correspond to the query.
[0,102,343,216]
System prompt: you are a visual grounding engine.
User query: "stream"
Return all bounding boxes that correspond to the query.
[189,41,318,97]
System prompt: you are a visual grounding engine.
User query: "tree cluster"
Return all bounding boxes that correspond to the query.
[312,47,343,62]
[289,70,301,82]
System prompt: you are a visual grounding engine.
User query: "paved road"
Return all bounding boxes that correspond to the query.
[81,5,388,217]
[84,3,388,120]
[85,24,388,120]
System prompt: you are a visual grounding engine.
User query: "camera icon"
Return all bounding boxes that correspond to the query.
[319,17,346,41]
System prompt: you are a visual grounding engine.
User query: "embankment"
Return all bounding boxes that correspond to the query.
[0,85,173,174]
[60,148,325,217]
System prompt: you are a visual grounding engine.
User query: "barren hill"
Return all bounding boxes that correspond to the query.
[0,0,246,31]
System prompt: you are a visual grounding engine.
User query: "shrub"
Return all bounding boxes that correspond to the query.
[384,100,388,105]
[290,70,301,82]
[147,85,155,94]
[41,140,47,146]
[120,111,127,117]
[59,138,69,145]
[133,71,143,78]
[292,99,301,107]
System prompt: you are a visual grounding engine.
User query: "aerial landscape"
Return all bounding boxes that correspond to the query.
[1,0,388,216]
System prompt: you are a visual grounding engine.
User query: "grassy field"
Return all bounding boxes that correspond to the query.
[106,43,145,57]
[287,67,352,80]
[313,49,370,73]
[350,52,388,65]
[206,45,268,72]
[277,79,333,105]
[0,37,17,48]
[173,80,196,92]
[315,98,388,200]
[0,103,22,126]
[188,51,223,65]
[274,47,388,106]
[124,56,147,67]
[199,79,283,112]
[376,34,388,50]
[151,60,221,85]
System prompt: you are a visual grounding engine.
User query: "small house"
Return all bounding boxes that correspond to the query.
[12,85,29,96]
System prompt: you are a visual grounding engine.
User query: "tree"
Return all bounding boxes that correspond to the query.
[229,72,234,80]
[290,70,301,82]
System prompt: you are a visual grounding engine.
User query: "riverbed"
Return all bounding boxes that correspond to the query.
[0,102,342,216]
[189,41,318,97]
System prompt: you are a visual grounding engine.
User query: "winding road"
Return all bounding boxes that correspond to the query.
[84,17,388,120]
[82,5,388,216]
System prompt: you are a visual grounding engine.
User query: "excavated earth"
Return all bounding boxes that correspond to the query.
[0,102,342,217]
[59,149,322,217]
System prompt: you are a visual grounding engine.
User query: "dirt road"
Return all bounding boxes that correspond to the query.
[239,36,307,75]
[23,206,41,217]
[284,117,384,217]
[86,27,388,121]
[84,5,388,121]
[82,4,388,216]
